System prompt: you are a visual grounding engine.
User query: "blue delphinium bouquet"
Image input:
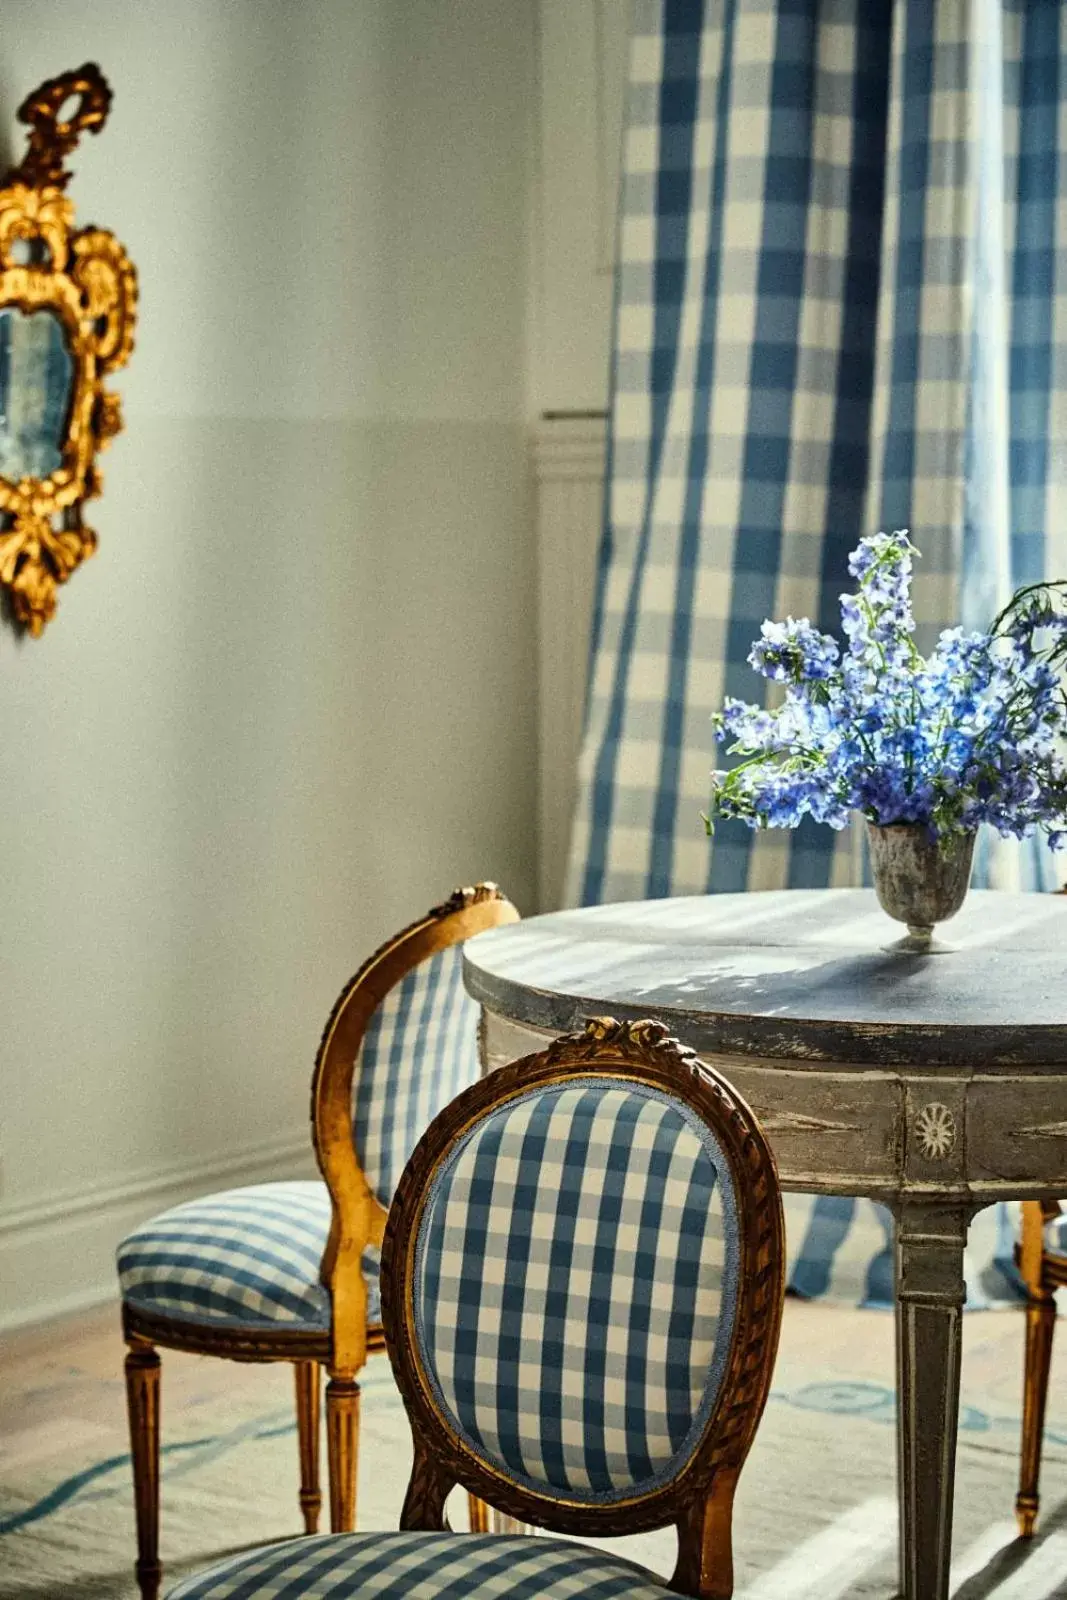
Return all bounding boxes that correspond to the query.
[705,530,1067,848]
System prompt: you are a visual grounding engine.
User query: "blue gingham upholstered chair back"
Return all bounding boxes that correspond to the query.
[163,1017,784,1600]
[381,1016,786,1596]
[311,882,520,1377]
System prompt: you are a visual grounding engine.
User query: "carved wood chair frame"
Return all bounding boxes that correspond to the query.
[122,882,518,1600]
[1015,1196,1066,1537]
[380,1016,786,1600]
[0,64,137,635]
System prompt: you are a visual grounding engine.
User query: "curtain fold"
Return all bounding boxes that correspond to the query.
[566,0,1067,1305]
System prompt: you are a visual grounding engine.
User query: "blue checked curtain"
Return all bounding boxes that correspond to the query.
[568,0,1066,905]
[567,0,1067,1305]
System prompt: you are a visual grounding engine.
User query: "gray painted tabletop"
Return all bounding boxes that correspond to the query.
[463,888,1067,1068]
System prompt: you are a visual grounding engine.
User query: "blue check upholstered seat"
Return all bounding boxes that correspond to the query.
[117,945,480,1337]
[166,1532,671,1599]
[117,1181,380,1330]
[414,1077,737,1502]
[1010,1205,1067,1265]
[1044,1212,1067,1258]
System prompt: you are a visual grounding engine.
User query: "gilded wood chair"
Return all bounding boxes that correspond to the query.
[161,1015,786,1600]
[1015,1197,1065,1535]
[116,882,518,1600]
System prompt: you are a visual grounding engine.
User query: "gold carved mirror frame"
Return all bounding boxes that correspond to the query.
[0,64,137,636]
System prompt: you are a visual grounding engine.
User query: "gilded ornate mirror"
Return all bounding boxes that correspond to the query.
[0,64,136,636]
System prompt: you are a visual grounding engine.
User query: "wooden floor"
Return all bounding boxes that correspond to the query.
[0,1298,297,1480]
[4,1296,1067,1600]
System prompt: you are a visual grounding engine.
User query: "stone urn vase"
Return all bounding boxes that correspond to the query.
[866,821,977,953]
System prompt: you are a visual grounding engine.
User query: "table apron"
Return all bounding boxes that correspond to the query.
[479,1008,1067,1203]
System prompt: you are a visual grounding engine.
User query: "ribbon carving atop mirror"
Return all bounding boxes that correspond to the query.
[0,64,137,636]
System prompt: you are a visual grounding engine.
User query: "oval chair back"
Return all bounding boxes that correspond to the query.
[380,1015,785,1598]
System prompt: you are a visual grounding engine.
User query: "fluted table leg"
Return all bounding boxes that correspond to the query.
[893,1200,971,1600]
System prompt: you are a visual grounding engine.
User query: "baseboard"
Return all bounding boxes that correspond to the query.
[0,1134,319,1335]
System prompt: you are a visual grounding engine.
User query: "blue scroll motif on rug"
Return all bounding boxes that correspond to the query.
[567,0,1067,1306]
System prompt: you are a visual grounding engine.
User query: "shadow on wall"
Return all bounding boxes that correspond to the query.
[130,411,536,1151]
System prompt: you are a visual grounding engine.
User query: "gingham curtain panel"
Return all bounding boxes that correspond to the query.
[566,0,1067,1305]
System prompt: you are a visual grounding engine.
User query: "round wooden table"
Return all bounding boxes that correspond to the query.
[463,888,1067,1600]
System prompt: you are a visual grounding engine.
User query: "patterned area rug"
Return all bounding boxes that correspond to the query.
[2,1303,1066,1599]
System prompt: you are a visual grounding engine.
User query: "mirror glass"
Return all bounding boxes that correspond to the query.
[0,307,74,482]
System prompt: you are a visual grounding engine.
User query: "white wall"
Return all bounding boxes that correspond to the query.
[528,0,627,416]
[0,0,537,1329]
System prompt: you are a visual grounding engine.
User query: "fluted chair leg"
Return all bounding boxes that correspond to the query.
[326,1373,360,1531]
[1017,1287,1057,1537]
[124,1342,162,1600]
[467,1494,490,1532]
[294,1360,322,1534]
